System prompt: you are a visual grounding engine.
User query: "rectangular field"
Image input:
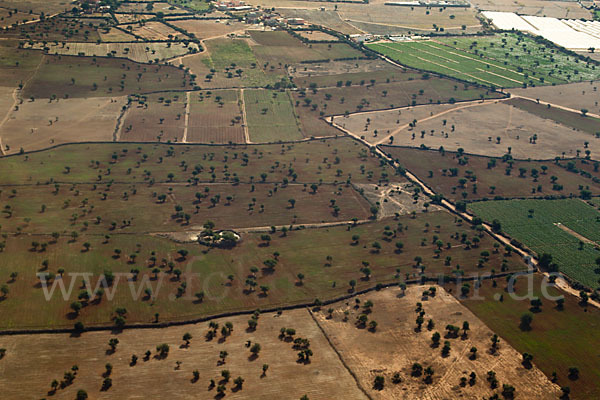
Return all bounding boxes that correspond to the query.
[368,33,600,88]
[26,41,198,63]
[121,92,186,142]
[244,89,303,142]
[381,146,600,202]
[187,89,246,143]
[469,199,600,288]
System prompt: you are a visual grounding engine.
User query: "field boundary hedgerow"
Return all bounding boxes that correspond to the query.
[0,270,527,336]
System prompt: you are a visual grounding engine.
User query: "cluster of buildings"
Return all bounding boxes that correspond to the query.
[78,0,112,13]
[215,1,252,11]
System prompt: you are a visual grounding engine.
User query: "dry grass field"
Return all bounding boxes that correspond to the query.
[335,3,482,34]
[348,99,596,159]
[509,81,600,118]
[276,8,362,35]
[289,59,396,79]
[0,96,126,154]
[171,19,247,40]
[0,309,367,399]
[98,27,139,42]
[334,102,465,145]
[130,21,186,41]
[121,92,186,142]
[472,0,592,19]
[0,285,559,399]
[316,285,560,399]
[25,42,198,63]
[187,89,246,144]
[0,0,73,15]
[295,30,340,41]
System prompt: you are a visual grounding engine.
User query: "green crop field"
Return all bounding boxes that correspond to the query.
[204,38,281,88]
[457,274,600,400]
[167,0,211,12]
[469,199,600,288]
[244,89,303,142]
[367,33,600,88]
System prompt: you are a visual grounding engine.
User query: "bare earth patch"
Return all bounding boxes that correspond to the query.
[0,96,126,154]
[314,285,561,399]
[0,309,367,399]
[355,182,440,218]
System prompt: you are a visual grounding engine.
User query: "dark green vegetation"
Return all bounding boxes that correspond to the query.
[456,274,600,400]
[244,89,303,142]
[167,0,211,12]
[368,33,600,88]
[469,199,600,288]
[382,146,600,202]
[507,98,600,136]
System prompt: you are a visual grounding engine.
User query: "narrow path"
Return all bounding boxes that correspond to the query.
[182,91,191,143]
[330,121,600,309]
[240,88,251,144]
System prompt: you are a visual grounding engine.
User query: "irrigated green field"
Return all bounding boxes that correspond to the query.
[244,89,303,142]
[203,38,282,88]
[368,33,600,88]
[456,274,600,400]
[469,199,600,288]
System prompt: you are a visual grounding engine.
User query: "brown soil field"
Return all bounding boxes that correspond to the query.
[26,42,198,64]
[0,309,367,399]
[171,19,247,39]
[295,30,340,41]
[187,89,246,144]
[23,55,192,99]
[292,68,422,89]
[381,146,600,202]
[130,21,186,41]
[121,92,186,142]
[508,81,600,118]
[314,284,560,399]
[0,0,73,15]
[0,182,372,235]
[289,59,396,79]
[473,0,592,19]
[248,30,364,67]
[0,96,126,154]
[363,100,597,159]
[334,102,465,145]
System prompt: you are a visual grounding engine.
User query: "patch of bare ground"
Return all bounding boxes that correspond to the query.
[509,81,600,118]
[0,309,367,400]
[289,59,393,79]
[355,182,441,218]
[355,100,596,159]
[314,285,561,399]
[0,96,127,154]
[333,102,468,146]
